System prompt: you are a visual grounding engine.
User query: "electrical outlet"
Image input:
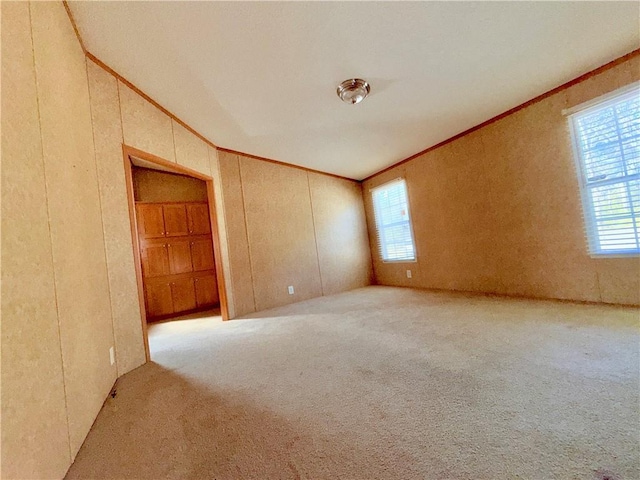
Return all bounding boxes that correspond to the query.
[406,269,412,279]
[109,347,115,366]
[288,285,294,295]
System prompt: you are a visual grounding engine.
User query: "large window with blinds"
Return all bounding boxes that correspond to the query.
[568,83,640,256]
[371,178,416,262]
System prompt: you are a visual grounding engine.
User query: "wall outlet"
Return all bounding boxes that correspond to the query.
[406,269,412,279]
[288,285,294,295]
[109,346,115,366]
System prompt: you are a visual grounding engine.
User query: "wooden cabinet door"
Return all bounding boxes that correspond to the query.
[141,244,170,278]
[163,204,189,237]
[167,241,193,274]
[190,239,215,271]
[187,203,211,235]
[145,282,173,318]
[171,278,197,313]
[136,204,165,238]
[195,274,218,307]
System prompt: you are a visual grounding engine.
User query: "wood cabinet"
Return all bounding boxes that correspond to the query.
[136,204,165,238]
[164,204,189,237]
[141,243,170,277]
[191,239,215,271]
[145,282,173,318]
[195,273,218,306]
[171,278,197,312]
[187,203,211,235]
[136,201,218,320]
[168,240,193,274]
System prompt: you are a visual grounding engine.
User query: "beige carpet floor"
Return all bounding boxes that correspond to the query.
[65,286,639,479]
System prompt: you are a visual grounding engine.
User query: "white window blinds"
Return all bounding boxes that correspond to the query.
[371,178,416,262]
[569,83,640,256]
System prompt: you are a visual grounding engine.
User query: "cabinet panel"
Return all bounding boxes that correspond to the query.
[136,204,165,238]
[141,244,170,277]
[163,204,189,237]
[187,203,211,235]
[191,239,215,271]
[171,278,197,312]
[195,273,218,307]
[168,240,193,274]
[138,200,220,319]
[145,282,173,317]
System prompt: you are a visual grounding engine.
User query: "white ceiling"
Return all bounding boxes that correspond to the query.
[69,2,639,180]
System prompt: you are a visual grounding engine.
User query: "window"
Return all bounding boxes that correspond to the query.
[568,82,640,256]
[371,178,416,262]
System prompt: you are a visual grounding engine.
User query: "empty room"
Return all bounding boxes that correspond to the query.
[2,1,639,479]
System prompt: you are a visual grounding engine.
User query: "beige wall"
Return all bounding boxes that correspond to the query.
[308,172,373,296]
[363,55,640,306]
[218,152,373,315]
[218,152,256,316]
[1,3,230,478]
[133,167,208,203]
[2,2,116,477]
[86,59,145,377]
[1,3,72,478]
[30,0,118,458]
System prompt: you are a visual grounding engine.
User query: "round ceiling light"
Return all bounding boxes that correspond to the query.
[337,78,370,105]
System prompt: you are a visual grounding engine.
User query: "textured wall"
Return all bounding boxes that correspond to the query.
[86,59,146,376]
[119,81,176,162]
[363,55,640,306]
[208,146,235,317]
[2,1,122,477]
[308,173,373,295]
[1,3,72,478]
[1,4,230,478]
[218,152,373,315]
[241,157,323,311]
[173,120,211,174]
[30,1,118,457]
[133,167,208,202]
[218,152,256,317]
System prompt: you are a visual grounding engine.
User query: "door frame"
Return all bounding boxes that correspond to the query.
[122,144,229,362]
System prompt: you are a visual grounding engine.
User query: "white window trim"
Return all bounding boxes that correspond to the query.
[370,177,417,263]
[567,82,640,258]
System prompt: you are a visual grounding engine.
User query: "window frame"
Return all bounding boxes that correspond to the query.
[370,177,417,263]
[567,81,640,257]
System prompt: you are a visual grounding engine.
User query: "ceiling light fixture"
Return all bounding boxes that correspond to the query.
[337,78,370,105]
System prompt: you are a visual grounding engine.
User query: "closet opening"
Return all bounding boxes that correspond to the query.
[123,145,228,362]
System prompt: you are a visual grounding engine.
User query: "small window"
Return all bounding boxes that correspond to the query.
[371,178,416,262]
[568,82,640,256]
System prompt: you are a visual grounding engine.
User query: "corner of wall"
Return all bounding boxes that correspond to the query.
[209,147,237,318]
